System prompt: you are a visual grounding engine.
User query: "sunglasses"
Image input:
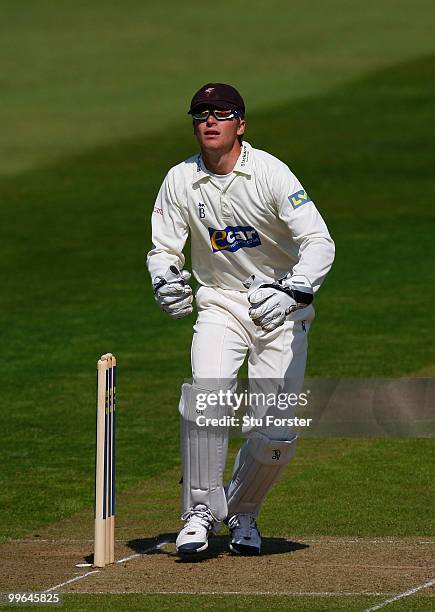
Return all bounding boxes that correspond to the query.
[191,108,241,121]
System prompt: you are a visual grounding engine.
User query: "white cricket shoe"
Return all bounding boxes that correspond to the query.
[176,504,215,555]
[228,513,261,555]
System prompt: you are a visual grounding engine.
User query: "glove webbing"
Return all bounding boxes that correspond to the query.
[259,282,313,306]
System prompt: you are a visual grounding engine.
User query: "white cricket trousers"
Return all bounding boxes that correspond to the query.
[179,284,314,518]
[191,285,313,430]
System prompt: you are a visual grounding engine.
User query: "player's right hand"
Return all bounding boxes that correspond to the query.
[153,266,193,319]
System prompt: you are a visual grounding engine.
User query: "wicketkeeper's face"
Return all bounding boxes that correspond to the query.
[193,108,245,152]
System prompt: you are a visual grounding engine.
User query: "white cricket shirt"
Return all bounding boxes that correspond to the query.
[147,141,334,293]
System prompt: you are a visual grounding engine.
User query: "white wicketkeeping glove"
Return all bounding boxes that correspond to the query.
[153,265,193,319]
[244,273,313,332]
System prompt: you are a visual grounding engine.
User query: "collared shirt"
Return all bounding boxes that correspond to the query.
[147,141,335,293]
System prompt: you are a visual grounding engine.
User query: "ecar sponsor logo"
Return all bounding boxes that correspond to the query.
[208,225,261,253]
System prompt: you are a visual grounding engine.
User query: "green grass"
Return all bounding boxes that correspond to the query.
[1,50,434,542]
[263,438,434,536]
[0,7,434,612]
[1,0,435,175]
[51,593,435,610]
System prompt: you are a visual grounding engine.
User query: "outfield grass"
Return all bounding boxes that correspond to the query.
[57,593,434,611]
[0,2,434,609]
[4,594,432,611]
[1,0,435,175]
[1,52,434,542]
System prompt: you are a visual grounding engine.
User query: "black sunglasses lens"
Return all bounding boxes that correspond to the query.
[213,110,234,119]
[192,110,209,120]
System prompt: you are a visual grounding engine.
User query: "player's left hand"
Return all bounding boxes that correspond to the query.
[244,274,313,332]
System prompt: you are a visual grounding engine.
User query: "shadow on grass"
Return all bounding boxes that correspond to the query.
[127,534,308,563]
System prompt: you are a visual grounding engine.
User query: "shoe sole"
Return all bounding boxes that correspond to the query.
[176,541,209,556]
[229,542,260,556]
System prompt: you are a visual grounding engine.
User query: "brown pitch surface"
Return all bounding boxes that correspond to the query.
[0,469,433,597]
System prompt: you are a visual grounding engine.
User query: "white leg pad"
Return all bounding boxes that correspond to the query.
[179,383,230,521]
[226,432,297,517]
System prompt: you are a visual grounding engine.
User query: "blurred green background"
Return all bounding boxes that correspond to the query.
[2,0,434,175]
[0,0,434,565]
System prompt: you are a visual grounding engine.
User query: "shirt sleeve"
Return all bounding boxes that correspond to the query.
[146,169,189,280]
[273,165,335,292]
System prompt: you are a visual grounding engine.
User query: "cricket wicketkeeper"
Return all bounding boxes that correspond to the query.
[147,83,334,556]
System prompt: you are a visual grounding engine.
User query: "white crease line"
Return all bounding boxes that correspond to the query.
[6,537,434,544]
[115,553,141,564]
[63,590,386,596]
[43,570,100,593]
[114,540,169,564]
[42,542,167,593]
[3,538,128,543]
[364,578,435,611]
[300,538,435,544]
